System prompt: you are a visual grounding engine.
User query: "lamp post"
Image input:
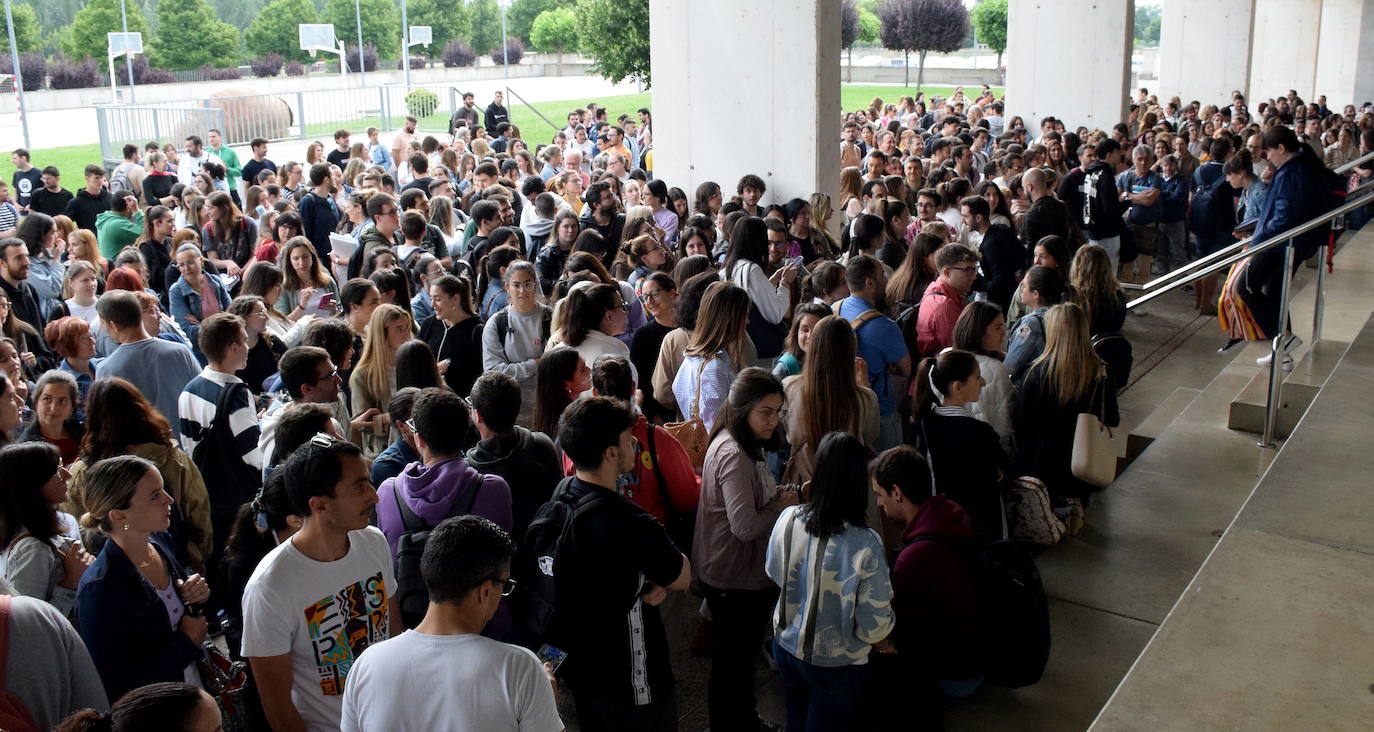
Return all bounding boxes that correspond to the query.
[119,0,135,102]
[498,0,511,79]
[354,0,365,88]
[2,0,29,149]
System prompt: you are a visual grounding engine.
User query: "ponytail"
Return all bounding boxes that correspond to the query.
[912,349,979,416]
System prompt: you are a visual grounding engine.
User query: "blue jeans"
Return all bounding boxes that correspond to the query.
[773,642,871,732]
[876,411,903,453]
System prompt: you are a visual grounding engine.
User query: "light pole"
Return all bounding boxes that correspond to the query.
[400,0,409,92]
[2,0,29,149]
[498,0,511,79]
[119,0,135,103]
[354,0,365,88]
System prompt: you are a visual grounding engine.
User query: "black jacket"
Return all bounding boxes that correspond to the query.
[0,275,56,372]
[1023,195,1070,249]
[977,223,1025,313]
[465,426,562,539]
[63,189,113,232]
[484,103,510,132]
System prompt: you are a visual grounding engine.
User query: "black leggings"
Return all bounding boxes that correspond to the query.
[1236,247,1296,339]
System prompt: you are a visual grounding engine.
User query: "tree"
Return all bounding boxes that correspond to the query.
[467,0,501,54]
[530,6,577,72]
[150,0,242,69]
[508,0,572,44]
[64,0,150,61]
[969,0,1007,68]
[244,0,317,64]
[1134,3,1161,47]
[842,0,858,83]
[858,7,879,43]
[209,0,265,29]
[878,0,969,89]
[323,0,399,59]
[406,0,471,58]
[1,2,41,55]
[575,0,648,86]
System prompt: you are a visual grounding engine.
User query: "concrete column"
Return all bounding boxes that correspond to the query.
[1314,0,1374,108]
[1005,0,1133,131]
[1157,0,1255,106]
[649,0,840,212]
[1249,0,1322,102]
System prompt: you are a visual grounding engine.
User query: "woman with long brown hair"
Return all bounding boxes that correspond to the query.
[134,204,176,295]
[782,315,879,483]
[64,377,212,570]
[200,190,257,277]
[276,236,340,320]
[671,281,752,430]
[1068,243,1127,336]
[350,303,413,457]
[1015,302,1119,533]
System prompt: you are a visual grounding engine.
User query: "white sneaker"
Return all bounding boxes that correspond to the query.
[1256,351,1295,369]
[1256,334,1301,369]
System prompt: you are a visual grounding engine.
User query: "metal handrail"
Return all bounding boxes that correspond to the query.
[1126,186,1373,309]
[1133,177,1374,293]
[1335,149,1374,174]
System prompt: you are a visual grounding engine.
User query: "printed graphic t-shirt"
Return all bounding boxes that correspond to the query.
[241,526,395,732]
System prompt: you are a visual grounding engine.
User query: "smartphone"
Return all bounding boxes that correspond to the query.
[537,644,568,673]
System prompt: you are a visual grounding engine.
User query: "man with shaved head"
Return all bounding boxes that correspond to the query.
[1022,167,1070,247]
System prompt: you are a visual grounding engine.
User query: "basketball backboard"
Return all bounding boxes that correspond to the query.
[409,26,432,47]
[107,32,143,56]
[298,24,338,57]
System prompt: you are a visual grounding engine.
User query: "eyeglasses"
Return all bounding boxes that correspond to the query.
[507,280,537,291]
[640,289,668,301]
[378,209,399,218]
[309,432,336,448]
[490,576,518,597]
[306,368,339,385]
[615,300,629,312]
[949,266,978,274]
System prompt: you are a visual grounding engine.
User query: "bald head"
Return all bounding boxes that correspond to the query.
[1024,167,1049,199]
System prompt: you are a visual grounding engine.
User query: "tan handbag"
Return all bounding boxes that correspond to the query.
[1071,371,1116,487]
[664,355,713,469]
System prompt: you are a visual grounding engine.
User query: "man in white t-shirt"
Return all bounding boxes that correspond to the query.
[341,515,563,732]
[242,436,400,732]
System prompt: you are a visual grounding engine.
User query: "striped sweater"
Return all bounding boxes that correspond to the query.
[177,367,264,471]
[766,504,894,667]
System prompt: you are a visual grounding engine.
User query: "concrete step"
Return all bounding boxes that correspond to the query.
[1124,386,1201,464]
[1092,311,1374,730]
[1225,339,1350,435]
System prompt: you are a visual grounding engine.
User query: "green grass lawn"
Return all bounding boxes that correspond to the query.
[2,83,1004,193]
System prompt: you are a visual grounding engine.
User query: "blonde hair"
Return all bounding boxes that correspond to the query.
[1068,244,1123,330]
[62,260,100,299]
[354,303,410,411]
[77,455,158,533]
[1031,302,1102,406]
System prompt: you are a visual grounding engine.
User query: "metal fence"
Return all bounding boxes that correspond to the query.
[95,105,226,167]
[94,84,477,164]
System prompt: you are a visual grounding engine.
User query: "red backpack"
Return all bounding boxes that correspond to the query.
[0,595,39,732]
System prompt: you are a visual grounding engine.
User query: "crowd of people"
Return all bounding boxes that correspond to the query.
[1,80,1371,732]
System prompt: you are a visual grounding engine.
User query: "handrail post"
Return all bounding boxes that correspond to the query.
[1312,242,1328,342]
[1259,241,1296,449]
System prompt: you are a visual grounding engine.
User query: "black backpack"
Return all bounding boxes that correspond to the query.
[1189,167,1234,236]
[392,475,485,628]
[893,300,921,362]
[1092,332,1133,391]
[492,305,553,349]
[191,382,262,544]
[514,478,612,642]
[912,534,1051,688]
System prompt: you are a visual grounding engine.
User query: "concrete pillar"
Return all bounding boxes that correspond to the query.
[1005,0,1133,131]
[1249,0,1322,102]
[1314,0,1374,108]
[648,0,840,211]
[1157,0,1255,106]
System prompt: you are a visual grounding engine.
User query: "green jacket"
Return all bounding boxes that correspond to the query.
[94,209,144,259]
[210,144,242,189]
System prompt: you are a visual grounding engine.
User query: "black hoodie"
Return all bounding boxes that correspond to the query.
[63,188,112,232]
[465,425,562,539]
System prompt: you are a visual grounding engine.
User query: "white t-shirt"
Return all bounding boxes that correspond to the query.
[340,631,563,732]
[241,527,395,732]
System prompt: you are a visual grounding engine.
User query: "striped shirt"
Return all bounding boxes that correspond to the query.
[178,367,264,471]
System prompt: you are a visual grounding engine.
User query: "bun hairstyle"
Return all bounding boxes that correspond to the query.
[77,455,158,533]
[55,682,205,732]
[913,348,980,415]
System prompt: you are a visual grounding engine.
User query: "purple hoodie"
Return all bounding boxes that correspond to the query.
[377,456,516,638]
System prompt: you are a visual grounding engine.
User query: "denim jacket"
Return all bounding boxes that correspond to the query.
[168,274,231,364]
[76,532,201,702]
[1006,307,1048,386]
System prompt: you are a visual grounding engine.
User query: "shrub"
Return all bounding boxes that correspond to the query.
[442,40,475,68]
[408,55,426,70]
[0,52,46,92]
[252,53,284,78]
[405,88,438,118]
[201,64,243,81]
[490,37,524,66]
[48,56,104,90]
[344,43,378,73]
[141,68,177,84]
[284,60,306,76]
